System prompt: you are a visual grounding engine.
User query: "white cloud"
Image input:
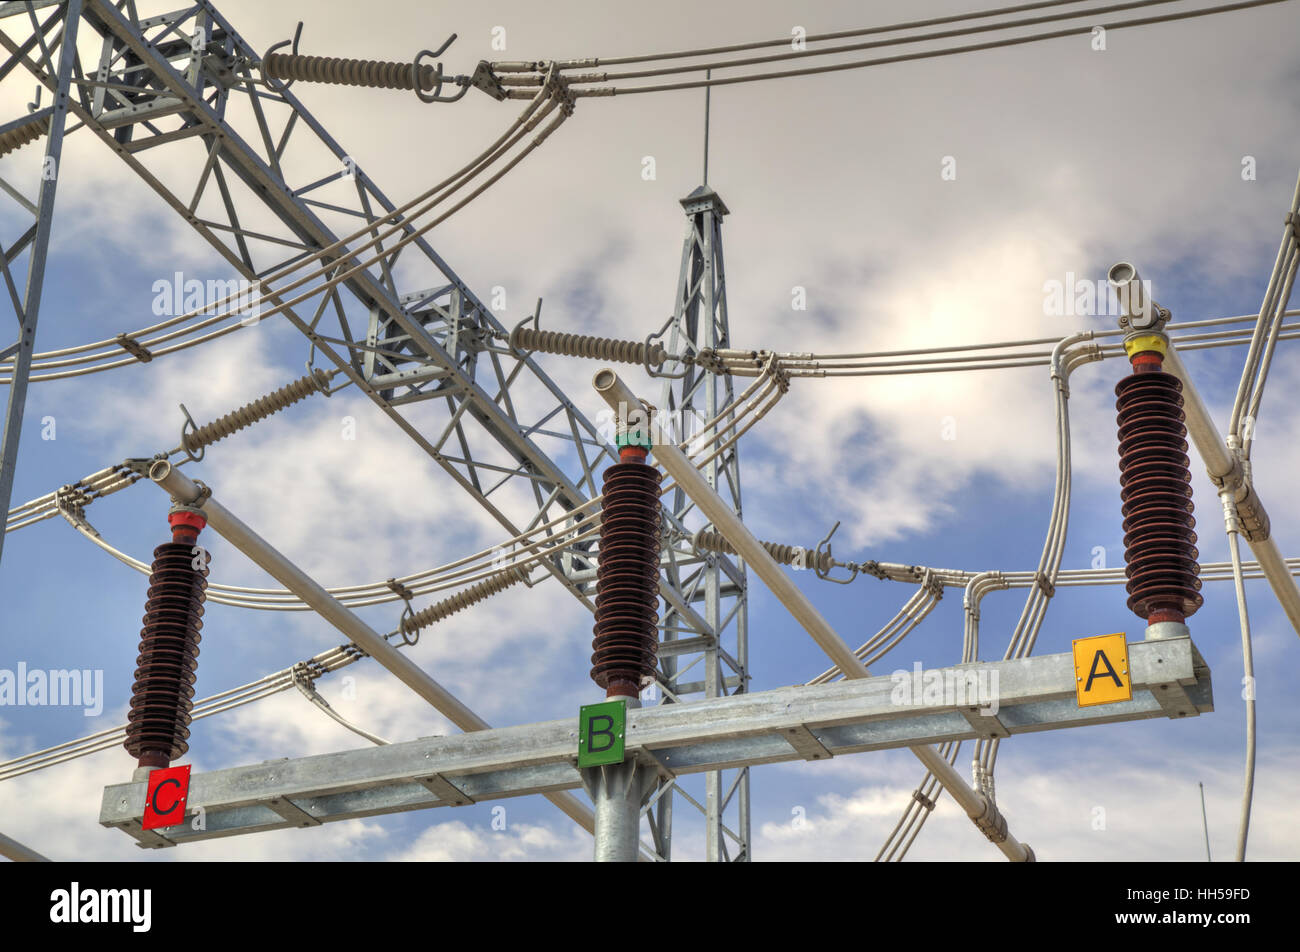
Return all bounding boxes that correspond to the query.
[390,817,589,862]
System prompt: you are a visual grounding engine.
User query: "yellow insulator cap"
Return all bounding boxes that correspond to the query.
[1123,334,1167,359]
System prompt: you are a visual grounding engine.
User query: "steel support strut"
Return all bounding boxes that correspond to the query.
[0,0,82,563]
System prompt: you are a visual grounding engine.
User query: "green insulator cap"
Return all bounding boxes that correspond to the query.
[616,428,653,451]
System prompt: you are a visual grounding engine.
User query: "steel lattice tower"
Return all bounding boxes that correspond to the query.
[654,186,750,862]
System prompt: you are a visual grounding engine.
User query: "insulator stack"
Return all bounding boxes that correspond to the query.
[400,567,527,638]
[182,368,331,454]
[1115,340,1203,624]
[262,53,440,91]
[510,324,669,366]
[694,527,833,573]
[0,113,49,159]
[124,510,210,769]
[591,438,662,698]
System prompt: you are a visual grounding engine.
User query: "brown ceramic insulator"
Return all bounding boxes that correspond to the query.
[1115,368,1203,621]
[591,461,662,696]
[124,541,209,767]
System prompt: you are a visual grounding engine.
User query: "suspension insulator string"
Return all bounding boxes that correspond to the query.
[1115,334,1203,626]
[263,52,440,91]
[399,566,528,640]
[591,430,663,699]
[178,367,333,458]
[124,507,211,770]
[509,324,671,367]
[0,112,49,159]
[693,527,832,573]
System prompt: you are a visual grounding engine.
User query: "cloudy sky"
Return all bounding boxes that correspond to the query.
[2,0,1300,862]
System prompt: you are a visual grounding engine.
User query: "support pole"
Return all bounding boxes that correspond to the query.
[592,369,1033,862]
[580,700,656,862]
[145,460,598,838]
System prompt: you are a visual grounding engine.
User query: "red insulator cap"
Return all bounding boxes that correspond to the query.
[168,509,207,543]
[619,445,649,463]
[1129,351,1164,372]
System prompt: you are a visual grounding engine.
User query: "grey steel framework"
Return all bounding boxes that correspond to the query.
[0,0,735,860]
[651,186,749,862]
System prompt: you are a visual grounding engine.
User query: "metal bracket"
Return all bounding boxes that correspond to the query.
[960,705,1010,739]
[781,724,833,761]
[266,797,320,828]
[468,60,508,101]
[418,773,474,806]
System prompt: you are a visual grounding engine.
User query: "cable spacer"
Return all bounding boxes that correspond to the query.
[115,333,154,363]
[911,789,935,812]
[1286,211,1300,242]
[1033,571,1056,599]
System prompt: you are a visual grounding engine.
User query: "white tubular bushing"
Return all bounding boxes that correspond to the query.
[592,369,1033,862]
[1162,346,1300,636]
[1108,261,1163,331]
[146,461,598,837]
[1162,345,1235,482]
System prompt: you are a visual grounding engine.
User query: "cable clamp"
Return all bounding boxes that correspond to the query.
[859,559,890,580]
[388,578,419,645]
[911,789,935,812]
[1286,211,1300,243]
[973,796,1009,844]
[188,480,213,507]
[1033,571,1056,599]
[54,487,99,537]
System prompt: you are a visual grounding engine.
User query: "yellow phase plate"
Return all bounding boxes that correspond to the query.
[1072,633,1132,706]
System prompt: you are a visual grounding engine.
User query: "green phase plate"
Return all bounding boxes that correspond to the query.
[577,699,627,767]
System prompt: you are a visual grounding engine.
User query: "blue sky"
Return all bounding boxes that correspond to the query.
[2,0,1300,861]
